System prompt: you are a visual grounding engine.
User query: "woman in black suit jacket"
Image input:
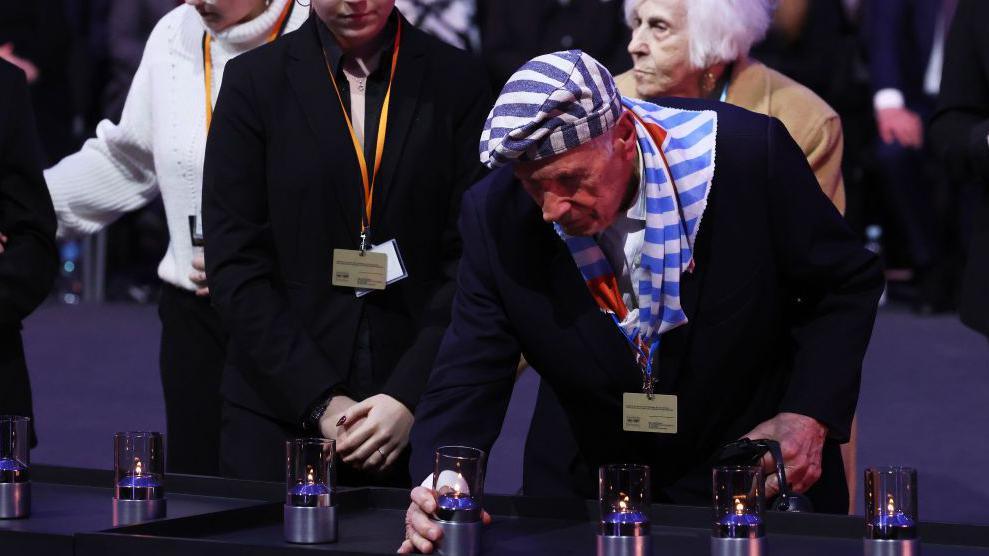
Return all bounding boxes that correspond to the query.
[203,0,490,484]
[0,60,58,442]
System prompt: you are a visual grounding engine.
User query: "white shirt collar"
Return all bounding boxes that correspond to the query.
[625,141,647,221]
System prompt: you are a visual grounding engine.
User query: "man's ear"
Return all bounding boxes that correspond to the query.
[614,110,637,159]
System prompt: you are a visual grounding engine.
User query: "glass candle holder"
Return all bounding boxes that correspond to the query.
[113,432,164,500]
[865,467,918,540]
[286,438,335,508]
[433,446,485,523]
[713,465,765,539]
[0,416,30,519]
[599,464,651,536]
[0,416,29,484]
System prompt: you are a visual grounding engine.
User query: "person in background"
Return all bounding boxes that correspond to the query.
[865,0,956,312]
[477,0,631,91]
[929,0,989,341]
[0,0,76,165]
[395,0,478,52]
[203,0,490,484]
[616,0,845,209]
[0,60,59,446]
[42,0,309,476]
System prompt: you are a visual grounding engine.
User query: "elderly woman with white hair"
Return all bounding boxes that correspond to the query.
[615,0,846,213]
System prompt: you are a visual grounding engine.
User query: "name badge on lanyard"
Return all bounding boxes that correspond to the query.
[610,315,678,434]
[324,18,407,294]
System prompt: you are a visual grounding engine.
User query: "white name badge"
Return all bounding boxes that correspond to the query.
[332,249,387,290]
[355,238,408,297]
[622,393,677,434]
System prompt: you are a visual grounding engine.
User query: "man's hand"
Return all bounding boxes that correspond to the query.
[876,107,924,148]
[318,394,358,441]
[741,412,827,498]
[398,487,492,554]
[336,394,413,472]
[189,252,209,296]
[0,43,39,83]
[0,233,7,255]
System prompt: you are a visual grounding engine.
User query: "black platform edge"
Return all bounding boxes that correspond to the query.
[28,468,989,549]
[30,464,284,501]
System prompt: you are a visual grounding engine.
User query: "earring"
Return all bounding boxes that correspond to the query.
[295,0,310,7]
[701,70,717,96]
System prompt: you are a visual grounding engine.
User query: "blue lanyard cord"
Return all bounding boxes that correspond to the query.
[609,313,661,394]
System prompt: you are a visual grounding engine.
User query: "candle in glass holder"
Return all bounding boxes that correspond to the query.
[112,431,166,525]
[0,416,30,519]
[865,467,918,541]
[289,464,331,507]
[284,438,336,544]
[712,465,765,546]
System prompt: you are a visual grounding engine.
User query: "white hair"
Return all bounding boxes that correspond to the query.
[623,0,775,69]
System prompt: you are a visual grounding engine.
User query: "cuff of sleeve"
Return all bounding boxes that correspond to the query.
[873,88,906,112]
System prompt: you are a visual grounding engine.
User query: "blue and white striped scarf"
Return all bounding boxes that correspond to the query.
[556,98,718,345]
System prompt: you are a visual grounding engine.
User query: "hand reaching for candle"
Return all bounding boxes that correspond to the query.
[398,486,493,554]
[335,394,413,472]
[318,394,357,441]
[189,252,209,296]
[741,412,827,498]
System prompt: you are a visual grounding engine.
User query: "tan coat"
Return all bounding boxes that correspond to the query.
[615,58,846,214]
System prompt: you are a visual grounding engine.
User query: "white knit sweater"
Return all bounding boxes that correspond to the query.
[44,1,308,291]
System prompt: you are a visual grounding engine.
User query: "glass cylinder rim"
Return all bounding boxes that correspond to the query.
[113,431,162,438]
[714,464,763,474]
[286,437,336,447]
[435,445,485,461]
[0,415,31,423]
[865,466,916,474]
[601,463,651,473]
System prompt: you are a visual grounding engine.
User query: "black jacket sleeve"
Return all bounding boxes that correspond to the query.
[765,117,884,442]
[203,57,345,425]
[380,67,492,411]
[0,61,57,326]
[409,179,521,481]
[929,0,989,185]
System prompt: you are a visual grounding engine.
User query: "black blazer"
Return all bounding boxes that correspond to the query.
[203,14,492,425]
[410,98,884,503]
[0,61,58,434]
[929,0,989,338]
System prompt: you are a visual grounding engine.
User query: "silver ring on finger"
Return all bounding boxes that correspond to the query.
[377,448,387,458]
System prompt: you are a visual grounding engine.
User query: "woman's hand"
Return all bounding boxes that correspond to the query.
[318,394,357,441]
[335,394,413,472]
[189,252,209,296]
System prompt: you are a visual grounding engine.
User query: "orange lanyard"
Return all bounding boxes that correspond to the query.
[202,0,294,132]
[323,18,403,249]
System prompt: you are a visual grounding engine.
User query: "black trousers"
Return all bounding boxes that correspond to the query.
[158,284,226,475]
[219,315,410,487]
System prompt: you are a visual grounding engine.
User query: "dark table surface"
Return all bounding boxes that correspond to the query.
[5,466,989,556]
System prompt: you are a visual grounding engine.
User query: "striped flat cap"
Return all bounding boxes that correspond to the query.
[479,50,623,168]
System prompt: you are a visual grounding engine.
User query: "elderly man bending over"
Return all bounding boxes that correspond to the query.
[400,50,882,553]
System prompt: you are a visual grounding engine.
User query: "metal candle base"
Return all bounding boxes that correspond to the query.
[112,497,167,526]
[0,482,30,519]
[864,538,920,556]
[711,535,767,556]
[284,504,337,544]
[434,518,482,556]
[596,533,651,556]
